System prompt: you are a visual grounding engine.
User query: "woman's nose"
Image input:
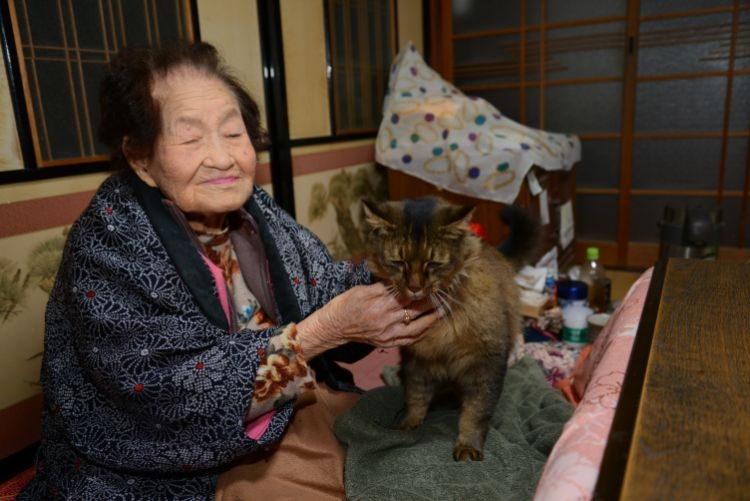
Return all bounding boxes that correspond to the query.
[204,135,234,168]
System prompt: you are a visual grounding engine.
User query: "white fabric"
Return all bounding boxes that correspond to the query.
[376,43,582,204]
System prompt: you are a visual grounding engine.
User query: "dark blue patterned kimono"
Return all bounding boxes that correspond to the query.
[19,172,372,500]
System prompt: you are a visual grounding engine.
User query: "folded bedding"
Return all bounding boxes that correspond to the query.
[335,356,573,500]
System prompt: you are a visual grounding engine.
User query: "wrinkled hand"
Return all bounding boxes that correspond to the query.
[297,282,441,359]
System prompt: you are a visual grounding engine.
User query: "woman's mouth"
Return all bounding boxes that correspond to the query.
[204,176,238,185]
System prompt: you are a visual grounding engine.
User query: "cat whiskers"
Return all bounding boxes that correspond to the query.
[436,286,463,306]
[384,283,400,299]
[430,288,455,319]
[430,289,463,336]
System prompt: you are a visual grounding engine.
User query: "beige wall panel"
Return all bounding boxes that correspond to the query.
[0,173,108,204]
[197,0,267,128]
[0,55,23,172]
[295,161,387,261]
[0,227,69,408]
[397,0,424,53]
[280,0,331,139]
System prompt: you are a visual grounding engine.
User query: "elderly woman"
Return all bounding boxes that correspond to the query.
[19,41,439,500]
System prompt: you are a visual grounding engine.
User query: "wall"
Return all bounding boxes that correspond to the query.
[0,55,22,171]
[0,0,423,459]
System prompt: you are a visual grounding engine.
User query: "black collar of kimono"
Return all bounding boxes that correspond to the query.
[127,172,229,330]
[126,171,303,331]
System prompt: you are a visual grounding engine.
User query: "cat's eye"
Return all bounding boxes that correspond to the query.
[390,260,406,269]
[425,261,444,271]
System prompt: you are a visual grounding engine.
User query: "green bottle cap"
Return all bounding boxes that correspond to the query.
[586,247,599,260]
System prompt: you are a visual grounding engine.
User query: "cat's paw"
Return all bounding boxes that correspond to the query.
[394,415,423,430]
[452,444,484,462]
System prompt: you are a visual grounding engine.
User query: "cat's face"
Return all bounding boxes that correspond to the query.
[363,197,475,301]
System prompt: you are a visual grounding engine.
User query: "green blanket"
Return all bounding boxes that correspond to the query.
[334,356,573,500]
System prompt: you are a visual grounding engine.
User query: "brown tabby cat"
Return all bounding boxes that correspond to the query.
[362,196,540,461]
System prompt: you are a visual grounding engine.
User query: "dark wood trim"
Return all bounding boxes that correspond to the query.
[428,0,452,80]
[616,0,640,267]
[638,70,740,82]
[639,4,744,22]
[391,0,399,50]
[422,0,431,63]
[289,132,376,148]
[574,240,750,269]
[0,160,111,184]
[634,131,750,139]
[592,258,667,500]
[461,69,750,93]
[579,133,622,140]
[0,442,37,484]
[742,118,750,248]
[538,0,546,130]
[736,0,750,248]
[580,188,749,197]
[0,393,42,461]
[461,75,623,92]
[187,0,200,41]
[257,0,295,217]
[322,0,336,137]
[519,0,527,125]
[576,188,620,195]
[452,15,628,40]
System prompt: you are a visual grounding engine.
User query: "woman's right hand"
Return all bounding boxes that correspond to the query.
[296,282,442,359]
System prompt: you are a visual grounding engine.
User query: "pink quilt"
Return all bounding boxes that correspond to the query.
[534,268,652,500]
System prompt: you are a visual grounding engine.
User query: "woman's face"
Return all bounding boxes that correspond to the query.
[128,67,256,230]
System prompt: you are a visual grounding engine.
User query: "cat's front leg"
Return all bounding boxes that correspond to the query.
[452,384,501,461]
[395,364,435,430]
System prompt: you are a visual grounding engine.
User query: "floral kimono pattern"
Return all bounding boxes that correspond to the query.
[19,172,371,500]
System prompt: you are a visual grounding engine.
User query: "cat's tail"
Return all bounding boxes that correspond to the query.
[497,205,542,270]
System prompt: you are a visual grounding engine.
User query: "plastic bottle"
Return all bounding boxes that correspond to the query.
[562,304,593,346]
[579,247,611,313]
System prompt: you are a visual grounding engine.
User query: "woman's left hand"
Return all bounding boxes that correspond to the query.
[296,282,442,359]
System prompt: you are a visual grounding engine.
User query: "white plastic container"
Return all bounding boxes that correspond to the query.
[562,304,593,346]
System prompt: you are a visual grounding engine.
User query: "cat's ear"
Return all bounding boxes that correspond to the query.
[362,199,395,231]
[445,205,476,229]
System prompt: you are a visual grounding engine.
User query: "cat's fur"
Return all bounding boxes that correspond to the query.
[362,196,540,461]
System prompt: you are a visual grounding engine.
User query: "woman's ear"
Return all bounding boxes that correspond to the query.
[123,137,157,187]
